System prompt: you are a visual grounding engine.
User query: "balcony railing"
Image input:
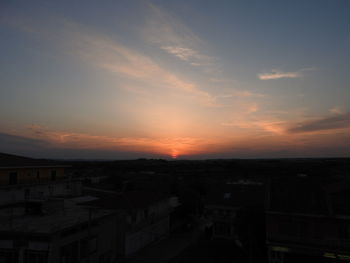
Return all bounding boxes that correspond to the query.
[268,234,350,251]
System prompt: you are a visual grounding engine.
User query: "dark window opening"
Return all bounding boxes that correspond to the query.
[25,250,48,263]
[25,189,30,200]
[339,223,349,239]
[79,238,89,259]
[60,241,78,263]
[51,170,56,181]
[0,249,17,263]
[99,251,112,263]
[9,172,18,185]
[214,222,231,236]
[144,209,149,219]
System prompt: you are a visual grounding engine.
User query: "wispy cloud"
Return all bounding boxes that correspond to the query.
[233,90,265,98]
[143,3,214,68]
[329,106,343,115]
[258,69,302,80]
[141,3,262,105]
[6,15,219,107]
[287,112,350,134]
[254,121,286,135]
[258,67,314,80]
[215,91,265,103]
[161,46,209,63]
[221,118,285,135]
[246,103,258,113]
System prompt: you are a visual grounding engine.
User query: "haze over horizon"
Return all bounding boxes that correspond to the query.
[1,0,350,159]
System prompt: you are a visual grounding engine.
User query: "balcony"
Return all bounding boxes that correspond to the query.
[266,212,350,253]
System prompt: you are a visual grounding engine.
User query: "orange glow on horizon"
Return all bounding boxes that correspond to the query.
[171,148,179,159]
[19,125,224,157]
[11,121,350,159]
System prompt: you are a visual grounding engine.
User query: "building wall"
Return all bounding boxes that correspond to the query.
[125,216,169,256]
[0,181,82,205]
[266,212,350,262]
[266,213,340,242]
[0,213,118,263]
[118,199,172,256]
[205,205,237,239]
[50,214,117,263]
[0,167,65,186]
[134,200,171,225]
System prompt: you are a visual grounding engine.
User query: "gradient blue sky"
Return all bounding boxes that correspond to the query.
[1,0,350,159]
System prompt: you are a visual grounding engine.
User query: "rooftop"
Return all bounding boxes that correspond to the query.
[83,188,170,210]
[205,183,265,208]
[0,152,68,169]
[0,199,114,234]
[268,176,350,215]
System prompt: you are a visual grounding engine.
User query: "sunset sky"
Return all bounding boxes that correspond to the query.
[1,0,350,159]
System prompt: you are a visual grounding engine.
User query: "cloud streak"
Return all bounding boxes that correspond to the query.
[3,119,350,159]
[6,15,218,107]
[258,67,315,80]
[258,69,302,80]
[21,125,226,157]
[287,112,350,133]
[160,46,208,62]
[144,3,214,68]
[67,23,219,106]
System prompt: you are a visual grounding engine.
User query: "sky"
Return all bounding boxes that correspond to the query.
[1,0,350,159]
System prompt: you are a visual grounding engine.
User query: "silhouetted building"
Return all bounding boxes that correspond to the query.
[204,183,265,240]
[0,198,117,263]
[0,154,110,263]
[0,153,82,205]
[0,153,67,184]
[266,176,350,263]
[83,189,174,256]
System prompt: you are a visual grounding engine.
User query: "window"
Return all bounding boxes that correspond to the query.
[9,172,17,185]
[278,219,310,238]
[51,170,56,181]
[25,251,48,263]
[25,189,31,200]
[219,209,225,216]
[130,212,137,223]
[89,237,97,254]
[99,251,112,263]
[77,236,98,259]
[80,238,89,259]
[339,223,350,239]
[60,241,78,263]
[279,220,298,237]
[0,249,15,263]
[223,193,231,199]
[214,222,231,237]
[144,209,149,219]
[60,227,79,237]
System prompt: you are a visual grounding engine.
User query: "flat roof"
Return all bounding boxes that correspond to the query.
[0,153,68,169]
[0,199,114,234]
[0,165,70,170]
[83,188,169,210]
